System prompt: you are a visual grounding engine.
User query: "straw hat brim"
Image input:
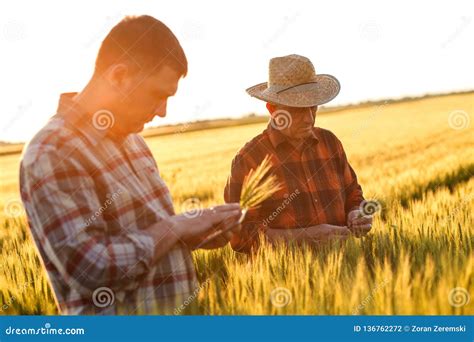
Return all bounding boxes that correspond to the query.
[246,74,340,108]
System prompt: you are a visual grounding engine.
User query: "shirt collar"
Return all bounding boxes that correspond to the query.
[266,121,319,149]
[56,92,121,146]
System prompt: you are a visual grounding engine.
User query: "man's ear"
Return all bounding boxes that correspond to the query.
[105,63,130,89]
[266,102,275,115]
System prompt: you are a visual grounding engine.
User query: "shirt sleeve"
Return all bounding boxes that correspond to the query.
[20,149,167,295]
[224,154,263,253]
[334,137,365,213]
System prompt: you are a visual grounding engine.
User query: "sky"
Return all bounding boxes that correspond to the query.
[0,0,473,143]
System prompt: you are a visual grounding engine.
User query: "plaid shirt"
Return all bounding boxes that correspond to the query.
[224,122,364,252]
[20,93,197,315]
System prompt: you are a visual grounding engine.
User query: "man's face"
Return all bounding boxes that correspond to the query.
[106,64,181,135]
[267,103,318,140]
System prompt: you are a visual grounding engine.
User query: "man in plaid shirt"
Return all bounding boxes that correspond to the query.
[20,15,241,314]
[225,55,372,253]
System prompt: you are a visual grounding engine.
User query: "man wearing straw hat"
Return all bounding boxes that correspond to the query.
[224,54,372,253]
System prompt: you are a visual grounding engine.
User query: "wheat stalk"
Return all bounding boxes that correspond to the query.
[239,154,282,213]
[196,155,282,247]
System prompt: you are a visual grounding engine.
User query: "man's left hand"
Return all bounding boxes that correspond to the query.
[197,223,242,249]
[347,209,373,237]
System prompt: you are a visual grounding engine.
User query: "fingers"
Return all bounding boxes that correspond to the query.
[208,203,241,213]
[351,224,372,233]
[209,209,242,226]
[326,225,351,236]
[351,223,372,230]
[348,209,361,220]
[350,223,372,238]
[350,216,372,227]
[197,225,236,250]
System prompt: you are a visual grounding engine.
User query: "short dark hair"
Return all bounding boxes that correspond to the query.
[94,15,187,77]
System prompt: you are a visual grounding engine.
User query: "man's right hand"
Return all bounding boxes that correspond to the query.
[304,224,351,243]
[265,223,350,246]
[170,203,242,249]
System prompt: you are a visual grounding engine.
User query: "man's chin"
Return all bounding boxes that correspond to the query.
[133,125,145,133]
[129,123,145,133]
[108,123,143,137]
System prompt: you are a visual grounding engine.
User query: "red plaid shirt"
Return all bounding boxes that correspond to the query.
[20,93,198,314]
[224,122,364,252]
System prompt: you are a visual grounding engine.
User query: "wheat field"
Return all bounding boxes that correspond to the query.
[0,93,473,315]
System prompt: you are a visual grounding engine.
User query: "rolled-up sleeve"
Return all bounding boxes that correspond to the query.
[20,150,161,295]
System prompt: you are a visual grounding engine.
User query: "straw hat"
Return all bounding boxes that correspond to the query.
[246,54,340,108]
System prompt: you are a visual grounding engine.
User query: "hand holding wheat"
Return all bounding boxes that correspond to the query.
[196,154,282,247]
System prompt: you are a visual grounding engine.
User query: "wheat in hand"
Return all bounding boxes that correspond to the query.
[239,154,282,218]
[196,155,282,247]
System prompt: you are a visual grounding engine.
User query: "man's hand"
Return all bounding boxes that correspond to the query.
[304,224,351,243]
[194,212,242,249]
[171,203,242,250]
[265,223,350,245]
[347,209,373,237]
